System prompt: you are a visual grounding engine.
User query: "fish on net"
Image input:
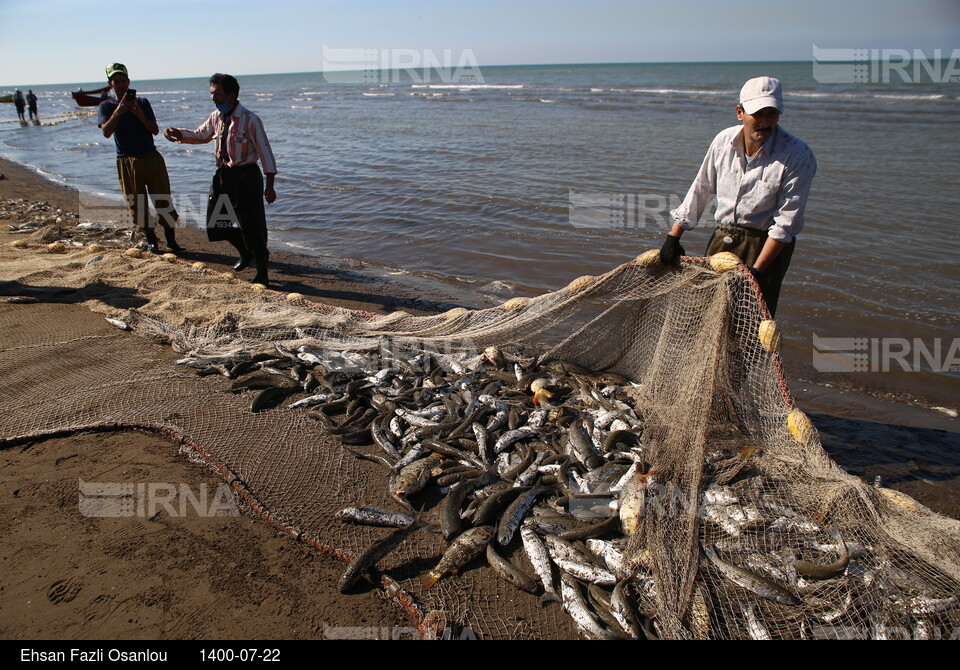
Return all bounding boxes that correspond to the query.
[3,241,960,640]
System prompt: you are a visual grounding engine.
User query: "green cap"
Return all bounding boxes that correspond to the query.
[105,63,128,80]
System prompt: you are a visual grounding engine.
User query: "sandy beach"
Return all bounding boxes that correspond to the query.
[1,154,958,640]
[0,156,446,640]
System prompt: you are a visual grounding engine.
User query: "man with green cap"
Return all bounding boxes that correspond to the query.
[659,76,816,317]
[98,62,183,254]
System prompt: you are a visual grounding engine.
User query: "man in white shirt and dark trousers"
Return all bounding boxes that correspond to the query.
[164,73,277,286]
[659,77,816,317]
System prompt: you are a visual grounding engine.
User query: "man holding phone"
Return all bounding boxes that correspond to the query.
[98,63,183,254]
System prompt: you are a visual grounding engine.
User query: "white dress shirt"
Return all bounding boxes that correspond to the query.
[670,125,816,243]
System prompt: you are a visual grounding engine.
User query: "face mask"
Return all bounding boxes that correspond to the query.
[217,102,235,115]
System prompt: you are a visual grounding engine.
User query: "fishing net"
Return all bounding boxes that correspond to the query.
[2,221,959,640]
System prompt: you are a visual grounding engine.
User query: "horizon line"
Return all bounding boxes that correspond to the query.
[1,58,816,89]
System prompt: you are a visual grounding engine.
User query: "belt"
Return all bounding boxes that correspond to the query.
[714,223,767,238]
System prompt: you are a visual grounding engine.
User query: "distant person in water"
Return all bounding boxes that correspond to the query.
[98,63,184,254]
[659,77,816,317]
[26,90,38,120]
[13,89,25,121]
[164,73,277,286]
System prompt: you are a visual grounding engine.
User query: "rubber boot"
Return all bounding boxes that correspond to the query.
[164,226,185,253]
[144,229,161,254]
[250,250,269,286]
[227,235,253,272]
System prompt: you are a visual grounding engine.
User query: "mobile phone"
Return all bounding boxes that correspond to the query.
[125,89,136,100]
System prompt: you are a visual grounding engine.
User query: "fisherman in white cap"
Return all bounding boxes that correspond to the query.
[659,76,816,316]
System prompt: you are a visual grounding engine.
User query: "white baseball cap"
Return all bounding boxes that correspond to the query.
[739,76,783,114]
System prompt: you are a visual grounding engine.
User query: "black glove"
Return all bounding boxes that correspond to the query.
[659,234,685,266]
[749,266,764,281]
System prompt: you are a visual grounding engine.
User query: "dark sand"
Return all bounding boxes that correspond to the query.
[1,155,958,640]
[0,157,438,640]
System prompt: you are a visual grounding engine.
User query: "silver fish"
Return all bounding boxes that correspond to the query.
[497,482,554,546]
[741,602,771,640]
[105,317,130,331]
[703,545,800,606]
[543,534,616,586]
[521,525,561,606]
[335,506,414,528]
[423,525,494,590]
[338,511,426,593]
[559,573,628,640]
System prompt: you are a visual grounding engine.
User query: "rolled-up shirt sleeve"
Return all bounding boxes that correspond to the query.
[176,111,217,144]
[670,139,719,230]
[767,152,817,243]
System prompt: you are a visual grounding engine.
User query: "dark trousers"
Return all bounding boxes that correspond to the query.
[206,164,268,258]
[705,225,795,317]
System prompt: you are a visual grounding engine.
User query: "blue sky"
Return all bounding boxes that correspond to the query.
[1,0,958,86]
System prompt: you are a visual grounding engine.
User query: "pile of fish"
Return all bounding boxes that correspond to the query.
[2,199,77,234]
[2,198,131,246]
[176,340,960,639]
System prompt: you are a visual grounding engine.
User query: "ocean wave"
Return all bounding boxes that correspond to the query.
[790,90,951,102]
[616,87,736,96]
[290,105,316,109]
[308,183,358,192]
[410,84,524,90]
[138,90,193,96]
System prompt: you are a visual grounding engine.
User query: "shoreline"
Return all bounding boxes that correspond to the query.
[2,155,956,429]
[6,146,957,417]
[1,154,959,639]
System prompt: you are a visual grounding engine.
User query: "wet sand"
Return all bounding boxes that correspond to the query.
[0,155,958,639]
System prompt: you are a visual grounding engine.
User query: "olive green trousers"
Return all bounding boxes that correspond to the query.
[705,225,795,317]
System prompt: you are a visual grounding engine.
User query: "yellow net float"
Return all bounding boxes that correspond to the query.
[444,307,469,319]
[123,247,143,259]
[632,249,661,267]
[758,319,782,353]
[250,283,268,292]
[46,242,67,254]
[503,297,529,311]
[787,409,815,445]
[709,251,742,273]
[877,487,923,514]
[565,275,595,293]
[86,243,105,253]
[10,239,28,249]
[221,272,234,280]
[191,262,206,272]
[286,292,305,304]
[161,253,178,263]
